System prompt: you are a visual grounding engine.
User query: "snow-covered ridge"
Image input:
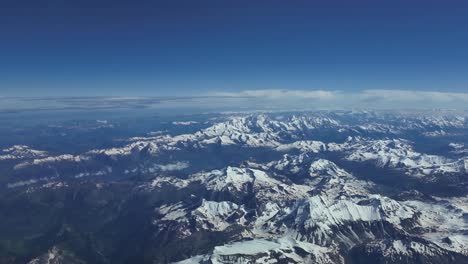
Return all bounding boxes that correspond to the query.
[175,237,339,264]
[73,114,343,158]
[155,154,467,263]
[14,154,90,170]
[155,199,247,238]
[362,238,455,259]
[280,137,467,177]
[191,166,312,203]
[341,137,467,176]
[0,145,48,161]
[10,113,466,175]
[278,193,417,247]
[193,200,246,231]
[450,142,468,155]
[308,159,351,178]
[276,140,327,152]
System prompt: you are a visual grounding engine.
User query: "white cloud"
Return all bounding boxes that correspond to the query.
[1,90,467,112]
[211,89,338,99]
[156,161,190,171]
[205,89,468,110]
[361,89,468,103]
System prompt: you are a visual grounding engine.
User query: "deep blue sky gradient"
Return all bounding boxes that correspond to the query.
[1,0,467,96]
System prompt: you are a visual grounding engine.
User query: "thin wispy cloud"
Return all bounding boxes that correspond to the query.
[211,89,338,99]
[1,89,467,113]
[205,89,468,110]
[361,89,468,103]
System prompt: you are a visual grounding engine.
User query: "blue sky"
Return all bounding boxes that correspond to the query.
[0,0,467,98]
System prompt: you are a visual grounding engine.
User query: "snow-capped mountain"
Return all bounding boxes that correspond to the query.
[1,111,467,264]
[136,151,467,263]
[0,145,48,161]
[167,155,467,263]
[339,137,467,177]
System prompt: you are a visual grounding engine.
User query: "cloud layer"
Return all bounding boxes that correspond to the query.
[1,89,467,113]
[212,89,337,99]
[205,89,468,110]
